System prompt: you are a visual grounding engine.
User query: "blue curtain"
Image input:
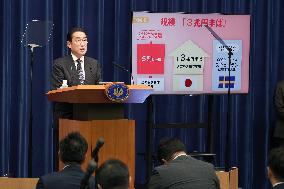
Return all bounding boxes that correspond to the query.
[1,0,283,188]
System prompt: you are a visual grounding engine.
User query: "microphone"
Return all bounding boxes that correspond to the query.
[80,160,97,189]
[113,62,129,72]
[91,138,105,163]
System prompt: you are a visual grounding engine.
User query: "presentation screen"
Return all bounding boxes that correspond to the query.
[132,12,250,94]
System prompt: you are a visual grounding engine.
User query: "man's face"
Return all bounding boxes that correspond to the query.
[67,31,88,58]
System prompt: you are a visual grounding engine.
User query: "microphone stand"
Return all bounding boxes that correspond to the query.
[91,138,104,189]
[112,61,130,84]
[204,25,233,171]
[21,20,53,177]
[113,62,129,72]
[27,44,41,177]
[80,160,97,189]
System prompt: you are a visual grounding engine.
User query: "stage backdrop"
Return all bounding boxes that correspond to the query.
[1,1,284,189]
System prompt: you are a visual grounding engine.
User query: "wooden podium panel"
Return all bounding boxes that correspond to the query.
[0,178,39,189]
[59,119,93,171]
[59,119,135,189]
[91,119,135,188]
[216,168,238,189]
[48,85,152,189]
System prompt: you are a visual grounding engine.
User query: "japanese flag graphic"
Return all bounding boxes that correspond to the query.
[173,75,203,91]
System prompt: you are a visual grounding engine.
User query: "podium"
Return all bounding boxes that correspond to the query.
[47,84,153,189]
[0,178,39,189]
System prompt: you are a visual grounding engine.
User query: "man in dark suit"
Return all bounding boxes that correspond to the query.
[274,81,284,148]
[51,27,101,90]
[96,159,130,189]
[51,27,101,170]
[267,147,284,189]
[36,132,96,189]
[148,138,220,189]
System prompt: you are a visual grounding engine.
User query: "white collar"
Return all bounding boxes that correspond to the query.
[71,53,84,63]
[62,164,70,170]
[273,182,284,187]
[172,152,187,160]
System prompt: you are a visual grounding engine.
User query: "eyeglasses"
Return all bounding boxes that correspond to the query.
[73,38,88,44]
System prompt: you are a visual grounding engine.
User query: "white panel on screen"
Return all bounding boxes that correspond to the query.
[137,77,165,92]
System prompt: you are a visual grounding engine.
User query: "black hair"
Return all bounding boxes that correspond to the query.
[59,132,88,164]
[97,159,129,189]
[268,147,284,181]
[157,137,186,162]
[66,27,87,42]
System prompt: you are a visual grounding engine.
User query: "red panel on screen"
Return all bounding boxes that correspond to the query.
[137,43,165,74]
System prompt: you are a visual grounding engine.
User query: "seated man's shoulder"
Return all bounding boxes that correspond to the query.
[151,167,162,174]
[172,156,215,172]
[276,80,284,88]
[40,171,62,181]
[190,157,215,169]
[54,56,71,64]
[38,172,96,189]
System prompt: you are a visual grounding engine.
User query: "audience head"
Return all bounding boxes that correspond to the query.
[267,147,284,185]
[157,137,186,164]
[97,159,129,189]
[59,132,88,164]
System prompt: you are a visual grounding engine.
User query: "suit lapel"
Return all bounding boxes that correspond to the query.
[66,55,93,85]
[84,57,92,84]
[66,55,80,85]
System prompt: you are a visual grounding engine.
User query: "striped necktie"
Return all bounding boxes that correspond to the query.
[76,59,85,84]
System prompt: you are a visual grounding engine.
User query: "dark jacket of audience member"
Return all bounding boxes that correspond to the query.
[96,159,129,189]
[36,132,96,189]
[268,147,284,189]
[273,81,284,148]
[148,138,220,189]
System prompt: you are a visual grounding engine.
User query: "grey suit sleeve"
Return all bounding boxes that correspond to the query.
[212,168,221,189]
[148,169,162,189]
[275,82,284,119]
[51,60,65,90]
[94,60,102,84]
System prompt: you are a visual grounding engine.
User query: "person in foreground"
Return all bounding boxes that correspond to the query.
[273,81,284,148]
[36,132,95,189]
[148,137,220,189]
[51,27,101,170]
[267,147,284,189]
[96,159,130,189]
